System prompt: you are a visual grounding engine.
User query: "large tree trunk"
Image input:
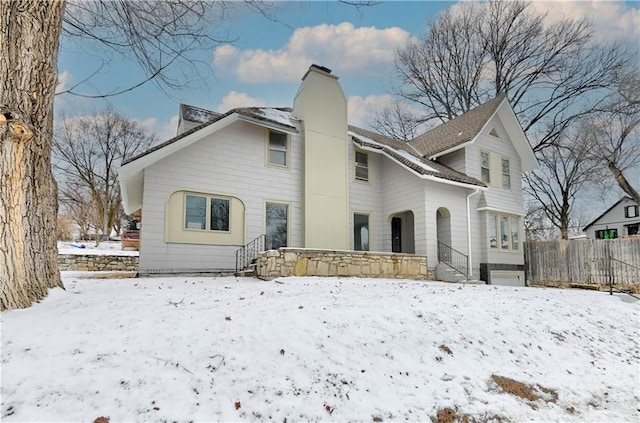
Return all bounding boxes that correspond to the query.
[608,161,640,205]
[0,1,66,310]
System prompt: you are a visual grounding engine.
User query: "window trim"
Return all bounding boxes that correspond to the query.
[480,149,490,184]
[354,149,369,182]
[265,129,290,169]
[488,212,520,252]
[501,157,511,190]
[624,205,639,218]
[264,200,290,250]
[184,192,232,233]
[353,211,371,251]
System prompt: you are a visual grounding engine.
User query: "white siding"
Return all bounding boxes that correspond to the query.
[466,116,524,214]
[139,121,303,272]
[438,148,466,174]
[463,116,526,267]
[380,159,427,255]
[348,145,384,251]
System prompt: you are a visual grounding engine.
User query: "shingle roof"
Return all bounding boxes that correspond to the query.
[349,126,485,188]
[180,104,221,124]
[408,94,506,158]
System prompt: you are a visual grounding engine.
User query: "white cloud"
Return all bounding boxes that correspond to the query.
[347,94,395,128]
[529,0,640,43]
[56,70,71,94]
[216,91,266,112]
[213,22,411,83]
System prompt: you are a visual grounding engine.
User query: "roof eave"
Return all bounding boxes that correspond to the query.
[354,140,487,191]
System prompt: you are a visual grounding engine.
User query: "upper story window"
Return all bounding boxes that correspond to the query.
[489,128,501,138]
[624,205,639,218]
[185,194,230,232]
[267,130,288,167]
[502,158,511,189]
[480,150,490,183]
[355,150,369,182]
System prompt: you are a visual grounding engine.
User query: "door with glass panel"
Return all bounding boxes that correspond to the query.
[265,202,288,250]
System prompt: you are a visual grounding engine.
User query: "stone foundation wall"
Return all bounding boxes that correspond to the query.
[256,248,431,280]
[58,254,139,272]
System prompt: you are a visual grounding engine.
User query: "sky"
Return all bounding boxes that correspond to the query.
[53,0,640,220]
[55,1,640,139]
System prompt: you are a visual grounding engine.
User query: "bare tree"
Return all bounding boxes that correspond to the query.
[53,106,158,241]
[392,0,627,151]
[523,125,605,239]
[584,66,640,203]
[372,100,423,142]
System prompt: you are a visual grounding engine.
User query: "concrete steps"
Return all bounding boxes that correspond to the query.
[435,263,483,284]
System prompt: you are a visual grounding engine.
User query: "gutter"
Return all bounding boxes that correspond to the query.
[466,188,481,281]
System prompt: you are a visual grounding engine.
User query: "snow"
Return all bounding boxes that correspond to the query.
[2,276,638,422]
[349,131,439,174]
[57,241,139,257]
[252,108,297,128]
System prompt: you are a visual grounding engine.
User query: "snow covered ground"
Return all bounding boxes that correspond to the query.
[1,276,638,422]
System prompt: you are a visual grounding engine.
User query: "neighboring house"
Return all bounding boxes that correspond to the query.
[583,196,640,239]
[119,65,537,285]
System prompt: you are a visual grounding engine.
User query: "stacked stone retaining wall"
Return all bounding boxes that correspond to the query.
[256,248,431,280]
[58,254,139,272]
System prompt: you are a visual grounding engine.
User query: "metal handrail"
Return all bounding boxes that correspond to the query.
[235,234,266,274]
[437,241,469,280]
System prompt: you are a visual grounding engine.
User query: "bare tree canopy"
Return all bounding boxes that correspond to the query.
[583,66,640,203]
[391,0,628,151]
[524,125,606,239]
[54,106,158,239]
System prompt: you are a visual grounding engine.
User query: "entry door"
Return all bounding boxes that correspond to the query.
[391,217,402,253]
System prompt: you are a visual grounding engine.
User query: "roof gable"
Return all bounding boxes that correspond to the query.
[583,196,637,231]
[408,94,506,158]
[407,95,538,172]
[119,107,298,214]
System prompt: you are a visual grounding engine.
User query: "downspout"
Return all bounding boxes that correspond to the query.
[466,188,481,282]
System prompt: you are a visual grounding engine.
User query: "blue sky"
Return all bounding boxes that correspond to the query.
[56,1,639,141]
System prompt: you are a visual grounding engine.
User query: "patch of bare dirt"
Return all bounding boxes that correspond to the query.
[491,374,558,408]
[431,407,505,423]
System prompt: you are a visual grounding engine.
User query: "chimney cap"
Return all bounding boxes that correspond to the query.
[310,64,332,74]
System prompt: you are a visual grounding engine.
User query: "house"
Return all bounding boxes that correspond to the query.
[583,196,640,239]
[119,65,537,285]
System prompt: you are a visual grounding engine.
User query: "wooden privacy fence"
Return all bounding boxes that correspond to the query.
[524,238,640,288]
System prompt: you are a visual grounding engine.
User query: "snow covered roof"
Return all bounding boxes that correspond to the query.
[180,104,220,124]
[349,126,486,188]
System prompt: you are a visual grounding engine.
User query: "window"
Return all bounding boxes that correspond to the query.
[268,130,288,167]
[185,195,206,229]
[266,202,288,250]
[489,128,500,138]
[502,158,511,189]
[628,224,639,236]
[480,150,490,183]
[624,205,639,218]
[210,198,230,231]
[488,213,520,251]
[185,194,230,232]
[355,150,369,181]
[595,229,618,239]
[354,213,370,251]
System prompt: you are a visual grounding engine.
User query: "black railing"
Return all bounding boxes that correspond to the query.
[607,257,640,299]
[437,241,468,279]
[235,234,266,274]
